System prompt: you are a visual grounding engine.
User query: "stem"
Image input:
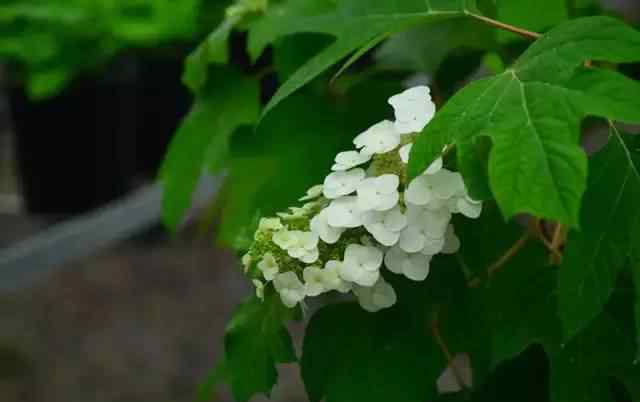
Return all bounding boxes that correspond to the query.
[528,218,563,260]
[466,12,542,41]
[468,232,529,288]
[548,223,567,265]
[431,309,468,390]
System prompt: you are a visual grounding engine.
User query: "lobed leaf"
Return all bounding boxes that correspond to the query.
[409,16,640,226]
[559,128,640,340]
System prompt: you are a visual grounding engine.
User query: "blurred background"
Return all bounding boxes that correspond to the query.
[0,0,638,401]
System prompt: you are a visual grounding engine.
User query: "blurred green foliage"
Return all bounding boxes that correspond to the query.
[0,0,228,98]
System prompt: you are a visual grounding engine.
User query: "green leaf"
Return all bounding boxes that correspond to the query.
[559,128,640,340]
[457,204,561,366]
[195,359,228,402]
[250,1,477,118]
[495,0,568,43]
[183,16,239,92]
[301,303,443,402]
[634,243,640,363]
[224,291,296,402]
[549,290,639,402]
[159,69,259,231]
[409,16,640,226]
[374,18,494,74]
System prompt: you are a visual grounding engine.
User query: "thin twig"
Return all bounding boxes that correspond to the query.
[468,232,530,288]
[548,223,567,265]
[528,218,563,260]
[431,308,468,390]
[466,12,542,41]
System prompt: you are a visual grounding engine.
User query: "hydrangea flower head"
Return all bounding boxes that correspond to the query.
[240,85,483,314]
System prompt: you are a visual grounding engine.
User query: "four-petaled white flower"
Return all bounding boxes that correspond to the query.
[323,168,365,199]
[286,231,320,263]
[303,266,326,296]
[325,196,364,228]
[388,85,436,134]
[356,174,400,212]
[332,151,372,171]
[299,184,323,201]
[362,206,407,246]
[272,230,298,250]
[353,278,397,312]
[258,217,284,231]
[338,244,383,287]
[252,279,265,300]
[322,261,352,293]
[274,272,306,308]
[385,246,432,281]
[353,120,401,155]
[310,208,345,244]
[399,205,450,254]
[257,252,279,281]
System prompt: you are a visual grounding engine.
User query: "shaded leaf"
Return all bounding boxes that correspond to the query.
[183,16,239,92]
[224,292,296,402]
[458,204,561,366]
[559,129,640,340]
[301,302,443,402]
[549,291,639,402]
[249,0,479,117]
[495,0,568,43]
[159,69,259,231]
[374,18,494,74]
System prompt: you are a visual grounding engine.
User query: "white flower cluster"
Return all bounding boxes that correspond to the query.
[245,86,482,313]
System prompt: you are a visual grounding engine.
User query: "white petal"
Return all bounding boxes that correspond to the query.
[369,224,401,246]
[326,196,363,228]
[310,209,344,244]
[377,174,400,194]
[371,280,397,309]
[421,234,445,255]
[441,224,461,254]
[388,86,436,134]
[425,157,443,175]
[422,209,451,238]
[353,245,383,272]
[430,169,465,199]
[272,230,297,250]
[384,246,407,274]
[323,168,365,199]
[399,226,425,253]
[303,266,326,296]
[274,272,305,307]
[399,143,412,164]
[405,175,433,206]
[383,206,408,232]
[457,196,482,219]
[354,120,401,154]
[300,248,319,263]
[404,254,430,281]
[299,184,324,201]
[437,354,473,394]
